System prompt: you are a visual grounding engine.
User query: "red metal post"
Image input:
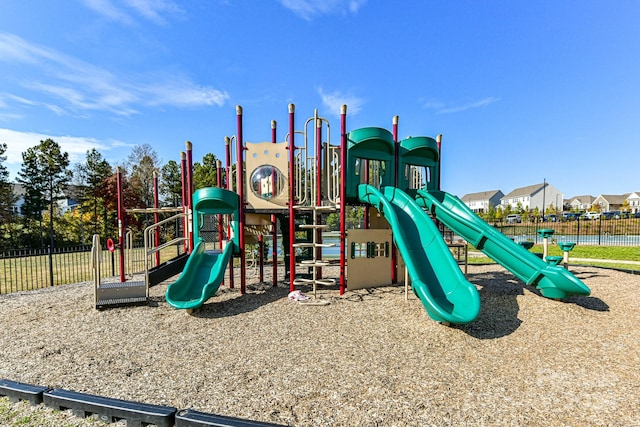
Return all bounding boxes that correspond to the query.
[288,103,296,292]
[271,120,278,287]
[180,151,188,253]
[258,234,264,282]
[391,115,399,284]
[153,171,160,267]
[116,166,126,282]
[186,141,194,254]
[436,134,442,191]
[339,105,347,294]
[236,106,247,294]
[225,136,234,289]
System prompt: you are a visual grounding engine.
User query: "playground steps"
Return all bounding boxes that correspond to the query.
[95,280,147,309]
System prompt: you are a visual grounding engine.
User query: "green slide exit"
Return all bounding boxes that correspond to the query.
[414,190,590,299]
[358,184,480,324]
[166,240,234,310]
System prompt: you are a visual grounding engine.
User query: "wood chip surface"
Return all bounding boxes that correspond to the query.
[0,264,638,426]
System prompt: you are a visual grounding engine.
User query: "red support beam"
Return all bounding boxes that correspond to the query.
[339,105,347,294]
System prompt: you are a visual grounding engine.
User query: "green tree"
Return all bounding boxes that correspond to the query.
[160,160,183,207]
[74,149,113,238]
[193,153,219,189]
[18,139,71,286]
[0,143,19,249]
[126,144,161,209]
[18,139,71,248]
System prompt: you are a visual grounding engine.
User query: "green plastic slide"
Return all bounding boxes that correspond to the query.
[166,240,234,310]
[358,184,480,324]
[414,190,590,299]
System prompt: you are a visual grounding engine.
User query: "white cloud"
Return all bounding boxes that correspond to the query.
[317,87,365,116]
[279,0,367,20]
[422,97,501,114]
[79,0,184,25]
[124,0,185,24]
[0,128,131,180]
[0,32,228,117]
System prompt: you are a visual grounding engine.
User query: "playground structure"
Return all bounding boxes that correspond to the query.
[95,103,591,324]
[93,161,192,308]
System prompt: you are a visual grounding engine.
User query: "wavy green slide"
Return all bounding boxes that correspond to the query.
[414,190,590,299]
[166,187,239,310]
[358,184,480,324]
[166,240,233,310]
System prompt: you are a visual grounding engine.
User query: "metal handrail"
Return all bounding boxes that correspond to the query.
[143,212,188,269]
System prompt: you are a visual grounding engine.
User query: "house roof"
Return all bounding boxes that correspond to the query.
[569,195,595,204]
[460,190,503,202]
[502,183,545,198]
[595,194,627,205]
[11,183,25,196]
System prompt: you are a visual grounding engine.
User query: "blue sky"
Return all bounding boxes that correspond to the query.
[1,0,638,199]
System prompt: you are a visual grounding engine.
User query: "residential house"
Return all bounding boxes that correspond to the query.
[10,183,80,215]
[460,190,504,213]
[592,194,628,212]
[625,192,640,213]
[10,183,25,215]
[501,182,563,213]
[568,195,595,212]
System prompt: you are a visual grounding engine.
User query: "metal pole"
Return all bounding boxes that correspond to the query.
[116,166,126,282]
[216,160,223,250]
[542,178,546,219]
[236,106,247,294]
[225,136,234,289]
[153,171,160,267]
[271,120,278,287]
[180,151,187,253]
[288,103,296,292]
[339,104,347,295]
[186,141,194,254]
[315,112,323,279]
[391,115,399,284]
[436,134,442,191]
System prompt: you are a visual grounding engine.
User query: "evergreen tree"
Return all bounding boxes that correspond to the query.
[0,143,19,248]
[193,153,219,189]
[160,160,182,206]
[75,149,113,237]
[17,139,71,250]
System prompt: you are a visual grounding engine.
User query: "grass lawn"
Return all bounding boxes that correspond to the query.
[468,244,640,271]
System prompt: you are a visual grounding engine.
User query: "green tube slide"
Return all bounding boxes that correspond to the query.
[358,184,480,324]
[166,240,234,310]
[414,190,590,299]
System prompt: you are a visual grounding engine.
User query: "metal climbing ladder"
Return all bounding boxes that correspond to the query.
[289,109,340,297]
[292,205,336,297]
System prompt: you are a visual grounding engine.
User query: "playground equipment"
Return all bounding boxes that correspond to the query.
[143,103,590,323]
[165,188,239,310]
[92,234,147,308]
[93,152,194,309]
[558,242,576,269]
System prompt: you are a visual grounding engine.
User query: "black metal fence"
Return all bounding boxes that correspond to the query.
[496,216,640,246]
[0,244,147,295]
[2,216,639,295]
